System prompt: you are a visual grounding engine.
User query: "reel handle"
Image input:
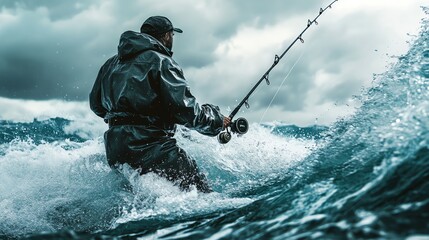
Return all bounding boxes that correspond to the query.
[217,131,232,144]
[217,117,249,144]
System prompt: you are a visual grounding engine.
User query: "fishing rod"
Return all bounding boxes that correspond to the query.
[218,0,339,144]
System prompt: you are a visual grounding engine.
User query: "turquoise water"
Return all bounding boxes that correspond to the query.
[1,8,429,240]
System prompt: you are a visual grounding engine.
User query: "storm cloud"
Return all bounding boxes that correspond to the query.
[0,0,426,125]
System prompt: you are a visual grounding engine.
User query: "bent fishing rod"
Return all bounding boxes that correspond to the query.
[218,0,339,144]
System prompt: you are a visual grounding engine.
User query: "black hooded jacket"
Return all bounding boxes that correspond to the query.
[90,31,224,168]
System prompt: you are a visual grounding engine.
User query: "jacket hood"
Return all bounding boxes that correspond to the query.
[117,31,172,60]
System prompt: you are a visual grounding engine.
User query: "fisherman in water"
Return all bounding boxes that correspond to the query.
[90,16,230,193]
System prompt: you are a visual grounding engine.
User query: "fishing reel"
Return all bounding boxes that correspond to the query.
[217,117,249,144]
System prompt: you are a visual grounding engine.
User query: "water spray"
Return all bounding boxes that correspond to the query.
[218,0,340,144]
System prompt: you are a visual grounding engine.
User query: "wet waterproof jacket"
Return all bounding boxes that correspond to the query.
[89,31,224,192]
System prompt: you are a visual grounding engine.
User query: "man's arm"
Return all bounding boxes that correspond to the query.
[89,65,107,119]
[158,59,224,136]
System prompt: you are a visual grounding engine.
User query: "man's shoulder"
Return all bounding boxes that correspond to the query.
[99,55,119,71]
[136,50,180,69]
[137,49,170,61]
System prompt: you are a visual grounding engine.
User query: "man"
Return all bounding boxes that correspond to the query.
[89,16,230,193]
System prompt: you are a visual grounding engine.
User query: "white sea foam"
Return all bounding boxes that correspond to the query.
[175,123,320,193]
[0,137,111,236]
[113,167,253,227]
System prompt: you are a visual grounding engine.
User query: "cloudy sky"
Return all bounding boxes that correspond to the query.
[0,0,427,126]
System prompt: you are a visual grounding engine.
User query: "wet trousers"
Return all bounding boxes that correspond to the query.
[104,125,212,193]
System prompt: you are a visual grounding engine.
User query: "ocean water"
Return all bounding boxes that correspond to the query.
[2,9,429,240]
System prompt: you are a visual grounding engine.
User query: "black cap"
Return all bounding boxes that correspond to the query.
[140,16,183,36]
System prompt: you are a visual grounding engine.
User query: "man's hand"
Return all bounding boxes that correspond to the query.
[223,117,231,129]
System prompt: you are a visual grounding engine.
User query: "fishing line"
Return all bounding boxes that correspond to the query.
[259,49,306,124]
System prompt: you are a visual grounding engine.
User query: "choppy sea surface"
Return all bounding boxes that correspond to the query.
[2,8,429,240]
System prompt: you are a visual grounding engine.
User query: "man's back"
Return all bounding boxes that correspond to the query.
[89,21,227,192]
[91,31,175,129]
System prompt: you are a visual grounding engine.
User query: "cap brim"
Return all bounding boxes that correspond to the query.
[173,27,183,33]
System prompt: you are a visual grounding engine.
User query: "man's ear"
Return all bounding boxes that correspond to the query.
[160,32,169,44]
[163,32,171,40]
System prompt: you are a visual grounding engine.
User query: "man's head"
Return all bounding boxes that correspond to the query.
[140,16,183,50]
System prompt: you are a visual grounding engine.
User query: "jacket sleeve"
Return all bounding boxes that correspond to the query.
[89,65,108,119]
[158,59,224,136]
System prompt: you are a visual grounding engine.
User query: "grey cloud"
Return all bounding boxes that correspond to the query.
[0,26,106,100]
[173,35,216,68]
[0,0,96,20]
[224,0,323,31]
[249,65,314,111]
[0,47,97,100]
[0,0,115,100]
[0,0,333,101]
[323,77,363,103]
[174,0,325,67]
